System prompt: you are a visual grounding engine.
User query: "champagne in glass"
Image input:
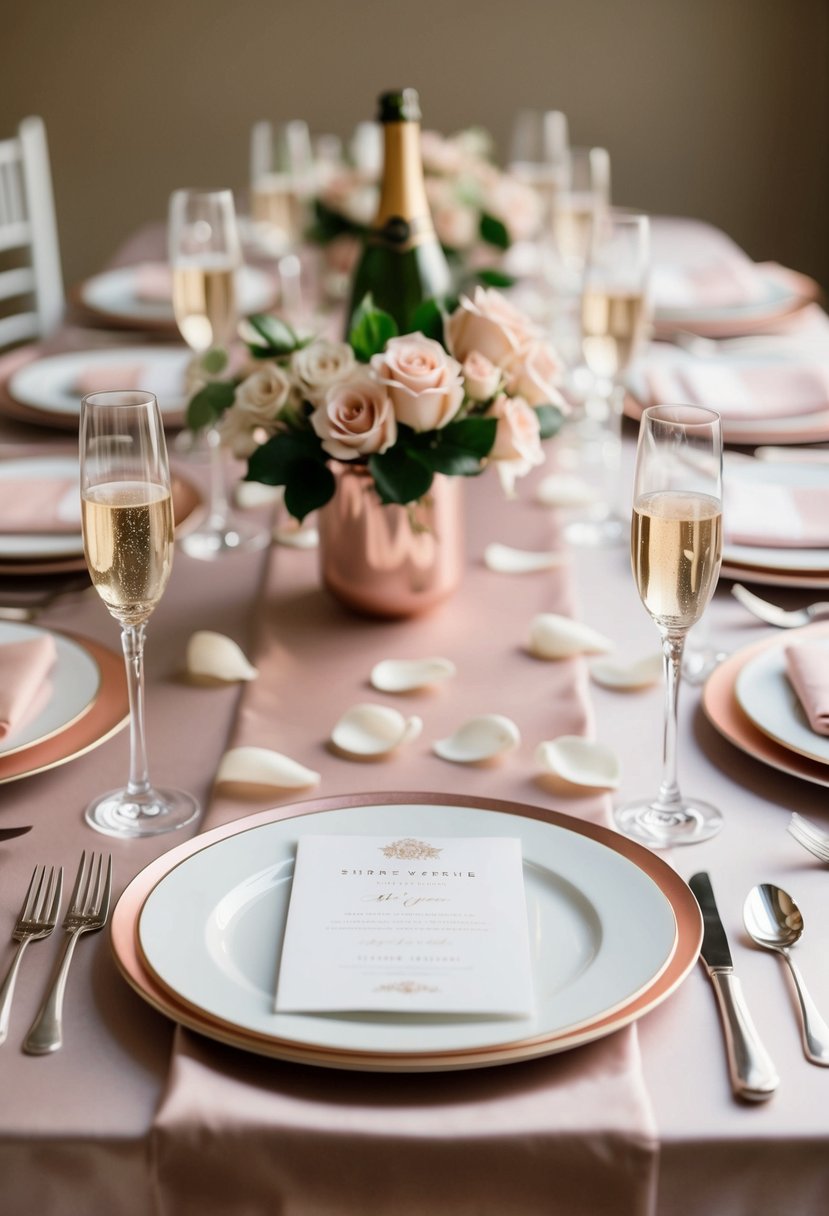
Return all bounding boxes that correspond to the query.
[168,188,269,561]
[614,404,724,847]
[80,390,199,838]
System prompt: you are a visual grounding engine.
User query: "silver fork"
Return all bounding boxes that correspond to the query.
[731,584,829,629]
[788,814,829,863]
[0,865,62,1045]
[23,852,112,1055]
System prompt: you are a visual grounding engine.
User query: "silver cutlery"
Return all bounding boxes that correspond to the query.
[0,577,92,622]
[0,865,62,1045]
[731,583,829,629]
[788,813,829,863]
[743,883,829,1066]
[689,872,779,1101]
[23,852,112,1055]
[0,826,33,841]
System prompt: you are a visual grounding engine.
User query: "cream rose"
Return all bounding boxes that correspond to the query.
[445,287,538,367]
[310,376,396,460]
[370,335,464,432]
[487,393,545,495]
[504,340,567,408]
[216,406,272,459]
[292,339,357,406]
[462,351,501,402]
[485,177,543,243]
[234,363,292,423]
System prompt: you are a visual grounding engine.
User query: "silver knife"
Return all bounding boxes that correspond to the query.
[689,872,779,1102]
[0,827,32,841]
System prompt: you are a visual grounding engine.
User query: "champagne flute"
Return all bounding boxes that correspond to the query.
[169,188,268,560]
[80,390,199,838]
[614,404,724,847]
[508,109,570,224]
[250,120,313,321]
[549,146,611,286]
[565,212,651,547]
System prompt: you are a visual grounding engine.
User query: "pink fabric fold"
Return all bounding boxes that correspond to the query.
[651,258,769,311]
[785,643,829,735]
[725,478,829,548]
[150,470,658,1216]
[0,476,80,534]
[0,635,57,739]
[74,363,145,395]
[641,360,829,421]
[132,262,172,302]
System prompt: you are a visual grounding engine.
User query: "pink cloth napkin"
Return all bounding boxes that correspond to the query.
[642,360,829,421]
[132,262,172,302]
[0,476,80,534]
[651,258,769,311]
[74,363,145,395]
[0,635,57,739]
[725,477,829,548]
[785,643,829,735]
[150,472,658,1216]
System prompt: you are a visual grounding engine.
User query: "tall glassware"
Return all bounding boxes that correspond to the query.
[249,120,314,320]
[615,404,724,847]
[169,188,268,560]
[80,390,199,837]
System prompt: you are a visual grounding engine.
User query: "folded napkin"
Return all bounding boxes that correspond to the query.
[73,357,187,400]
[639,356,829,422]
[132,262,172,302]
[785,642,829,735]
[0,476,80,534]
[651,258,769,311]
[725,477,829,548]
[0,635,57,740]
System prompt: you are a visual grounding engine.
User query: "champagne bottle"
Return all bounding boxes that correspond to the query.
[347,88,452,334]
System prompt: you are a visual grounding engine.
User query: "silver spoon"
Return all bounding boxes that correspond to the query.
[743,884,829,1066]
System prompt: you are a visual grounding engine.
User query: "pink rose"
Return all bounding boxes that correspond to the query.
[462,351,501,402]
[504,340,567,408]
[445,287,537,367]
[311,376,397,460]
[433,202,479,251]
[370,335,464,432]
[485,177,543,243]
[487,393,545,494]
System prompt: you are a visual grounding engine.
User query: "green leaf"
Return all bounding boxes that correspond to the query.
[245,431,324,485]
[200,348,229,376]
[241,313,306,357]
[534,404,565,440]
[348,294,399,362]
[283,460,336,521]
[440,417,498,460]
[186,381,236,431]
[479,213,510,251]
[368,447,434,505]
[409,299,444,345]
[306,198,365,244]
[474,267,516,290]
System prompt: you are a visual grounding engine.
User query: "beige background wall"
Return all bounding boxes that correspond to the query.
[3,0,827,289]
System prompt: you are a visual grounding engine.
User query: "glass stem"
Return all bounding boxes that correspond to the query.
[206,427,230,529]
[121,623,152,798]
[656,630,685,811]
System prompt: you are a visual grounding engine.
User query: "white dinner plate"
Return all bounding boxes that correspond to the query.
[0,620,101,757]
[7,347,191,420]
[79,263,276,325]
[735,639,829,766]
[0,456,82,559]
[723,459,829,574]
[652,271,801,329]
[138,800,678,1059]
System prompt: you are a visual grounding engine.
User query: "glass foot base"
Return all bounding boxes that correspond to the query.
[178,516,270,561]
[613,797,723,848]
[563,514,625,548]
[85,786,200,838]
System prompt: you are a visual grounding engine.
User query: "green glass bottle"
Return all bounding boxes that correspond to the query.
[346,88,452,334]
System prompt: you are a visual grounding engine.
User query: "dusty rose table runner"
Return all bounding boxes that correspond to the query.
[150,471,659,1216]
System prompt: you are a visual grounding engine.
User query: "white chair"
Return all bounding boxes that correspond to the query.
[0,116,64,349]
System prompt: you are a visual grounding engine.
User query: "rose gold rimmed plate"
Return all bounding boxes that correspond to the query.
[0,629,128,784]
[111,792,702,1072]
[720,563,829,591]
[702,621,829,788]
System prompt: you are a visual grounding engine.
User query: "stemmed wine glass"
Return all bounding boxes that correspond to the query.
[169,188,268,560]
[614,404,724,848]
[80,390,199,837]
[249,121,313,321]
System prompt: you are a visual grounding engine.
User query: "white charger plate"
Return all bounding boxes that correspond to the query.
[723,460,829,574]
[79,263,275,325]
[652,272,801,328]
[735,639,829,766]
[0,455,82,560]
[0,620,101,757]
[138,800,678,1060]
[7,347,191,419]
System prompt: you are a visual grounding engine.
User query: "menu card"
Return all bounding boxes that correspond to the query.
[275,835,534,1016]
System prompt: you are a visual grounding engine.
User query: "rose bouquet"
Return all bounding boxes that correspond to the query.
[187,289,567,522]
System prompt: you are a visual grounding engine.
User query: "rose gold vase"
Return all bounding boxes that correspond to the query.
[318,464,464,618]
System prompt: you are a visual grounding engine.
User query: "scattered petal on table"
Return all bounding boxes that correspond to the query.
[370,657,456,693]
[215,746,320,789]
[331,703,423,758]
[535,737,621,791]
[433,714,520,764]
[273,522,319,549]
[186,631,258,682]
[589,653,663,691]
[535,473,601,509]
[484,543,566,574]
[235,481,284,509]
[528,614,613,660]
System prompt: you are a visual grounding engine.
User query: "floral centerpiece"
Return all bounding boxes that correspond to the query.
[187,288,567,524]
